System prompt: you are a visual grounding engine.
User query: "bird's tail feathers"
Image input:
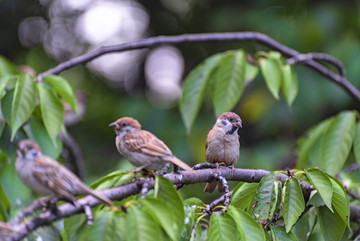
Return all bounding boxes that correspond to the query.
[167,156,194,173]
[204,181,224,193]
[82,185,114,206]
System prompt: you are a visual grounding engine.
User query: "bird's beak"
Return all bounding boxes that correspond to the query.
[233,121,242,128]
[109,122,119,129]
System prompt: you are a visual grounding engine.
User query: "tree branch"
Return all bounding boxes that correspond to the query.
[6,166,360,240]
[5,167,298,240]
[36,32,360,104]
[287,52,346,76]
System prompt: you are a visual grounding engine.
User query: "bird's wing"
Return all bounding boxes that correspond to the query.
[33,156,77,201]
[123,130,173,157]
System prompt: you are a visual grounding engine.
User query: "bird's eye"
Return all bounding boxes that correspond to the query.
[229,118,234,122]
[121,123,127,127]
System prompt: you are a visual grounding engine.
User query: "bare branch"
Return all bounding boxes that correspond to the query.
[37,32,360,104]
[287,53,346,76]
[6,166,360,240]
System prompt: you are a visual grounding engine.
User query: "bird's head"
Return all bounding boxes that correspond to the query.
[109,117,142,136]
[17,139,42,160]
[217,112,242,134]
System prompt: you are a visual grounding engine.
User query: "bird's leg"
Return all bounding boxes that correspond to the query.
[218,162,226,167]
[130,164,149,179]
[230,164,235,174]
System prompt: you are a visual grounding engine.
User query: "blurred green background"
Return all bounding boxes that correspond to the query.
[1,0,359,205]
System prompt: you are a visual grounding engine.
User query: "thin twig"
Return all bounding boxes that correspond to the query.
[345,163,359,173]
[83,205,93,225]
[37,32,360,104]
[212,173,231,207]
[140,182,150,199]
[345,186,360,200]
[192,163,217,170]
[287,53,346,76]
[59,132,86,180]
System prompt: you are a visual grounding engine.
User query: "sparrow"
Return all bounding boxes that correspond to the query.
[15,139,113,207]
[204,112,242,193]
[109,117,193,173]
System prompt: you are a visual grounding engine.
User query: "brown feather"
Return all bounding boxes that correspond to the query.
[124,131,172,157]
[34,156,113,206]
[166,156,194,172]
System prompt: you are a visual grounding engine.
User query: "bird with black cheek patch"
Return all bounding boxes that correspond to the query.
[109,117,194,173]
[204,112,242,193]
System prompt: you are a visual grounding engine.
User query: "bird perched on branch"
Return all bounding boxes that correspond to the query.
[16,139,113,207]
[204,112,242,193]
[109,117,193,173]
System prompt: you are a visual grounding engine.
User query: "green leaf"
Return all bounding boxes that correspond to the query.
[305,168,333,211]
[1,90,14,125]
[307,191,325,207]
[260,51,282,100]
[321,111,356,175]
[270,225,298,241]
[183,197,204,213]
[317,206,346,241]
[23,116,62,159]
[179,53,222,134]
[190,222,207,241]
[293,207,317,241]
[328,175,349,227]
[64,214,87,241]
[0,124,17,160]
[281,64,298,106]
[253,173,282,222]
[0,180,10,221]
[353,122,360,166]
[140,198,178,241]
[184,197,204,207]
[295,109,334,169]
[79,211,124,241]
[230,182,258,210]
[0,56,18,77]
[309,136,324,168]
[213,50,247,117]
[0,76,11,99]
[180,206,197,241]
[43,75,78,112]
[126,205,163,241]
[154,176,184,235]
[91,170,135,190]
[37,82,64,142]
[10,73,36,140]
[245,63,259,82]
[208,213,239,241]
[228,205,266,241]
[281,178,305,232]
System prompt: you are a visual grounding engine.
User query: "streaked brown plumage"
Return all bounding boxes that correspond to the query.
[16,140,113,206]
[204,112,242,193]
[109,117,193,172]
